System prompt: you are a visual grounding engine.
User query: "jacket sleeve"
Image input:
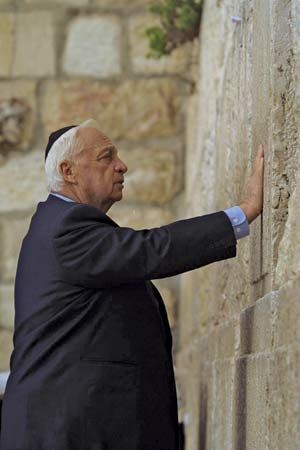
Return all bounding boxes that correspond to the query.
[53,204,237,288]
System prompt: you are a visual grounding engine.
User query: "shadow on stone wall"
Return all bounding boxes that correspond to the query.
[198,383,207,450]
[233,357,248,450]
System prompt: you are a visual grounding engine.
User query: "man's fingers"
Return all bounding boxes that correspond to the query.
[258,144,264,157]
[256,145,264,161]
[254,144,264,172]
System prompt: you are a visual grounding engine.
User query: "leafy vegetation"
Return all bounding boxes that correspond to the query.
[146,0,203,58]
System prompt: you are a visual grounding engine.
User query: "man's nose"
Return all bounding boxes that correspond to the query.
[116,158,128,173]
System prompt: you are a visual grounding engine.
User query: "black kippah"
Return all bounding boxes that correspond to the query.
[44,125,78,162]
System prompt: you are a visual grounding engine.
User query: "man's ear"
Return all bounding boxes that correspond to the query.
[59,160,78,185]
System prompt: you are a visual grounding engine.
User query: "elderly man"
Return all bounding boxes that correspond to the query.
[0,119,264,450]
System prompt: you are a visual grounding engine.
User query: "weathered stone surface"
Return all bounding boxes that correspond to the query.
[12,12,55,77]
[274,169,300,287]
[0,329,13,372]
[207,319,237,361]
[194,267,214,336]
[0,284,14,330]
[206,359,235,450]
[185,94,200,203]
[239,293,275,356]
[175,340,206,450]
[63,15,121,78]
[269,0,300,288]
[233,355,271,450]
[0,99,31,157]
[0,81,36,153]
[109,203,173,228]
[0,14,14,77]
[118,147,181,205]
[203,239,251,326]
[272,277,300,348]
[0,216,32,282]
[269,346,300,450]
[41,79,185,142]
[176,0,300,448]
[128,14,194,75]
[0,150,48,213]
[178,270,198,346]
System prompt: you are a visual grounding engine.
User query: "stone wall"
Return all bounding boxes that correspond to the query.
[176,0,300,448]
[0,0,198,372]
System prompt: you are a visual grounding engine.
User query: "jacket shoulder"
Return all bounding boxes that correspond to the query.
[53,202,119,235]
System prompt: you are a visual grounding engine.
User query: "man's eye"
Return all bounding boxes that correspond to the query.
[98,154,111,160]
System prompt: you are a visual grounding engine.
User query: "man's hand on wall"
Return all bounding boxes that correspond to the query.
[239,144,264,225]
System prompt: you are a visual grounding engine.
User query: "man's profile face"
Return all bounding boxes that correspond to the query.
[69,127,128,211]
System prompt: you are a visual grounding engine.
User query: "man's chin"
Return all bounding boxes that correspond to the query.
[115,193,123,201]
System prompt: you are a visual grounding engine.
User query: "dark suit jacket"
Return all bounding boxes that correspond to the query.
[0,194,237,450]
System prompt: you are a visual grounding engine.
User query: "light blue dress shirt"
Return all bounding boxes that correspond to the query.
[50,192,249,240]
[223,205,249,240]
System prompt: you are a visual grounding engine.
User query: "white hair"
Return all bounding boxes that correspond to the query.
[44,119,100,192]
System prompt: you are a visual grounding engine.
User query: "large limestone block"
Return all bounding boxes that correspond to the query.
[128,14,195,75]
[41,79,186,142]
[0,14,15,77]
[205,237,251,326]
[269,346,300,450]
[0,284,14,330]
[233,355,271,450]
[179,229,241,339]
[206,359,235,450]
[12,12,55,77]
[196,360,214,450]
[0,216,32,282]
[239,292,276,355]
[118,147,181,204]
[272,276,300,348]
[207,319,237,361]
[0,81,37,153]
[63,15,122,78]
[0,150,48,213]
[274,169,300,287]
[176,339,206,450]
[268,0,300,290]
[0,328,13,372]
[188,0,266,295]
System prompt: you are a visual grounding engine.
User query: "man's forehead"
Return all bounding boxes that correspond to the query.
[77,126,113,149]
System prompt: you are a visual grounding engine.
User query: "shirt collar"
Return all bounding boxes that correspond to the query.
[50,192,75,203]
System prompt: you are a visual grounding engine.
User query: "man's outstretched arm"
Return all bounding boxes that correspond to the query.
[53,145,264,289]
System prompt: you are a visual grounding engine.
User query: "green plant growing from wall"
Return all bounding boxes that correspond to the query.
[146,0,203,58]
